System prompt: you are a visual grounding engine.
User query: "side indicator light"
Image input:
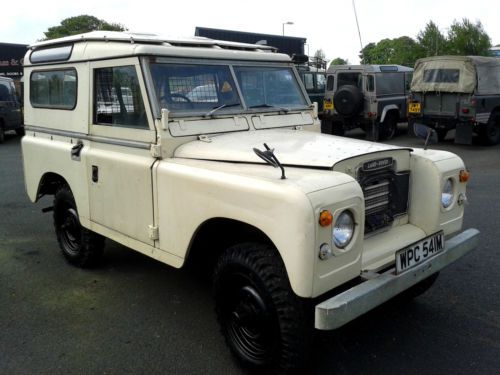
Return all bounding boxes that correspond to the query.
[319,210,333,227]
[459,170,470,183]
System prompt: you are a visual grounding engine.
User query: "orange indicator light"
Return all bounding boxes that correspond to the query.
[319,210,333,227]
[459,170,470,183]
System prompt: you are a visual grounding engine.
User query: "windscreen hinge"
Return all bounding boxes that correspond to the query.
[150,144,162,158]
[148,225,159,241]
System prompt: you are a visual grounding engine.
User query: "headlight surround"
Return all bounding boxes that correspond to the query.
[333,210,355,248]
[442,178,454,208]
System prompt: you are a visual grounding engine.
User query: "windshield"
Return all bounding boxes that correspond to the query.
[233,66,307,109]
[149,61,307,116]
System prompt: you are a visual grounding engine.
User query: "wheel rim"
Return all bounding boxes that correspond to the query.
[221,273,277,365]
[59,207,81,255]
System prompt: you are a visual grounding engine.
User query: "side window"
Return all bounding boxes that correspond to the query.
[316,73,326,92]
[326,75,334,91]
[303,73,314,91]
[30,69,77,109]
[94,65,148,128]
[376,73,405,95]
[0,82,11,101]
[366,75,375,92]
[405,73,413,92]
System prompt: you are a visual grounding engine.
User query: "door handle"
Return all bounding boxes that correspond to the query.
[71,141,84,160]
[92,165,99,183]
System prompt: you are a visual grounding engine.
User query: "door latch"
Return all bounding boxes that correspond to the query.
[71,140,84,161]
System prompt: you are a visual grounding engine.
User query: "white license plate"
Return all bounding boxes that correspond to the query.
[395,232,445,274]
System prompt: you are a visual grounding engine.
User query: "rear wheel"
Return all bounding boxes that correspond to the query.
[379,113,397,140]
[478,112,500,145]
[213,243,310,373]
[15,127,25,136]
[53,185,105,267]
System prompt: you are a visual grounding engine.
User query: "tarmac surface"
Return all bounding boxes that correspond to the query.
[1,128,499,374]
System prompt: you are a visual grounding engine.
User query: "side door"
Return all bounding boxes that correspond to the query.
[88,58,157,246]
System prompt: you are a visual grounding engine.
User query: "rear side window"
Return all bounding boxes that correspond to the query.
[30,69,77,109]
[376,73,405,95]
[94,65,148,128]
[423,69,459,83]
[0,81,13,101]
[326,75,334,91]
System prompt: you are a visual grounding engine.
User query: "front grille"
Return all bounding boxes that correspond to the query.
[364,180,390,216]
[358,168,410,234]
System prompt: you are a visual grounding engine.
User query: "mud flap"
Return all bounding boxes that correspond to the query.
[455,122,473,144]
[365,120,379,142]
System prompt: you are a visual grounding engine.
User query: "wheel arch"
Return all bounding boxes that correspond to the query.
[380,105,400,123]
[185,217,278,271]
[36,172,70,202]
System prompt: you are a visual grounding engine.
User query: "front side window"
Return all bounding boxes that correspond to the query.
[30,69,77,109]
[94,65,148,128]
[0,82,13,102]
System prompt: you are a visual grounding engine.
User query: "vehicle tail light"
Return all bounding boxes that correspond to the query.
[462,108,470,114]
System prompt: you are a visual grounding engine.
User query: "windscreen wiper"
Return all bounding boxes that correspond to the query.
[249,104,290,113]
[204,102,241,117]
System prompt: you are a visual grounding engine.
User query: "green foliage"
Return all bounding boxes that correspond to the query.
[417,21,448,56]
[330,57,349,66]
[359,18,492,67]
[43,15,127,40]
[361,37,422,67]
[447,18,491,56]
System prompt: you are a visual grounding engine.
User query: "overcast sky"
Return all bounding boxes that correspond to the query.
[2,0,498,64]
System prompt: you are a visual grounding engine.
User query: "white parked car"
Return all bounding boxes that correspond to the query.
[21,31,478,373]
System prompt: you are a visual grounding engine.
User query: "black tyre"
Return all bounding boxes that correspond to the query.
[397,272,439,302]
[436,129,448,142]
[333,85,364,117]
[379,112,398,141]
[213,243,311,374]
[0,124,4,144]
[53,185,105,267]
[15,127,25,136]
[478,112,500,145]
[332,121,345,136]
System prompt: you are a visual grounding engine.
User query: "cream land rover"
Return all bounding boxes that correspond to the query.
[22,32,478,373]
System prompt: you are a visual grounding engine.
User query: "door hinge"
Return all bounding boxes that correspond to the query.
[150,144,161,158]
[148,225,159,241]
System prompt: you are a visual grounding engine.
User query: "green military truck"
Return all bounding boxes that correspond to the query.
[408,56,500,145]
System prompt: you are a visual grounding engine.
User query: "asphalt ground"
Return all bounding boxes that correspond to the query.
[0,127,499,374]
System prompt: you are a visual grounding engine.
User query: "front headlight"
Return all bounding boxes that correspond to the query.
[442,178,454,208]
[333,210,355,248]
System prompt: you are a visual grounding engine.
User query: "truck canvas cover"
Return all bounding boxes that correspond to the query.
[411,55,500,95]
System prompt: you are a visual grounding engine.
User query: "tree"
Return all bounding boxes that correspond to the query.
[417,21,448,56]
[447,18,491,56]
[312,49,326,69]
[330,57,349,66]
[43,15,127,40]
[360,37,421,67]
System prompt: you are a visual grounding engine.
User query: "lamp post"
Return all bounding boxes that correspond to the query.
[282,21,294,36]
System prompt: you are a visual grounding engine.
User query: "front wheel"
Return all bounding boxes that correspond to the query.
[213,243,311,373]
[53,185,105,267]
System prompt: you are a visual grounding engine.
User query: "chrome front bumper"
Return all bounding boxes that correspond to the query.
[315,228,480,330]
